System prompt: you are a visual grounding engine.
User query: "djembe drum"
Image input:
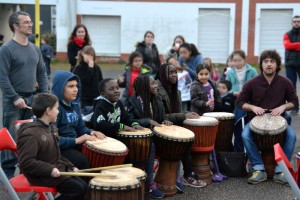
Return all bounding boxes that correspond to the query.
[250,114,286,177]
[153,125,194,197]
[103,167,147,200]
[203,112,235,152]
[118,128,152,169]
[183,117,219,184]
[89,174,140,200]
[82,137,128,168]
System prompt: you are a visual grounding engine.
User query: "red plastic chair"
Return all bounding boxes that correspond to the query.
[274,143,300,199]
[0,127,57,200]
[14,119,33,132]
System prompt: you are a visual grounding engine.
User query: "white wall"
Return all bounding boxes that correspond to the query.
[254,3,300,59]
[55,0,236,61]
[0,0,57,5]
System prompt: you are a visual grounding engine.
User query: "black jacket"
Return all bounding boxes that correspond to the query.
[127,94,167,128]
[136,41,161,75]
[67,42,88,67]
[91,96,131,138]
[284,28,300,68]
[190,79,222,115]
[220,93,236,113]
[73,61,103,107]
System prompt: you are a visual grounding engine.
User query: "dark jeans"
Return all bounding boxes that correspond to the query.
[1,95,33,179]
[234,120,245,152]
[60,147,90,170]
[181,147,193,178]
[285,65,300,111]
[56,176,88,200]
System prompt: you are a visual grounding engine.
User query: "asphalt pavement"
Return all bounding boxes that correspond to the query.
[0,69,299,199]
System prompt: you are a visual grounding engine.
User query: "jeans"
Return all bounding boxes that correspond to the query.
[146,142,155,185]
[56,176,88,200]
[285,66,300,111]
[242,123,296,173]
[181,101,191,112]
[1,95,33,179]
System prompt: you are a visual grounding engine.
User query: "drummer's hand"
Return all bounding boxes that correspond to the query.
[73,167,79,172]
[270,105,285,116]
[14,98,27,109]
[91,131,106,140]
[132,124,144,130]
[162,120,173,126]
[206,99,214,107]
[76,134,96,144]
[185,112,199,119]
[150,119,161,127]
[251,106,265,115]
[233,92,239,97]
[123,125,136,132]
[51,168,60,178]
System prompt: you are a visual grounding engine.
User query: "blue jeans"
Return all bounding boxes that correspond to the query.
[242,123,296,173]
[286,66,300,111]
[1,96,33,179]
[146,142,156,185]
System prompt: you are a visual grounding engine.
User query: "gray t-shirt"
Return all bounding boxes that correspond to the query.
[0,39,48,102]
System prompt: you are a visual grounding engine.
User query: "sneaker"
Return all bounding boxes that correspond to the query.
[149,182,164,199]
[182,173,207,188]
[176,178,184,194]
[290,109,298,116]
[211,173,223,182]
[273,173,289,186]
[248,170,267,184]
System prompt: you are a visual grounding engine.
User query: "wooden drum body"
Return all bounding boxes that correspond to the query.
[183,117,219,184]
[103,167,147,200]
[118,128,153,169]
[82,137,128,168]
[89,174,140,200]
[250,114,287,177]
[203,112,235,152]
[153,125,194,197]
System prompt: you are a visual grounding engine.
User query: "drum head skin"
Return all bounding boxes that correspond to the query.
[118,128,152,136]
[85,137,127,153]
[103,167,146,180]
[90,174,140,191]
[250,114,287,135]
[183,116,218,126]
[203,112,235,120]
[154,125,194,141]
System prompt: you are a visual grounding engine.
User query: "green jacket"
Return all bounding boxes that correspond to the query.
[226,64,257,93]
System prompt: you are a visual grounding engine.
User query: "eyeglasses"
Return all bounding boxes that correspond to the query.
[292,20,300,23]
[16,21,34,26]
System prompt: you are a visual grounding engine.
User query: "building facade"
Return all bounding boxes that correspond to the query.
[1,0,299,64]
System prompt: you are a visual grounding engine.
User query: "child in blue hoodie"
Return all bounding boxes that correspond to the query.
[51,70,106,170]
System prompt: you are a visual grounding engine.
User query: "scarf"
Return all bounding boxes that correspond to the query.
[73,36,85,48]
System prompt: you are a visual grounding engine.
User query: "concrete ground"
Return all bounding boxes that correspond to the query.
[0,68,299,199]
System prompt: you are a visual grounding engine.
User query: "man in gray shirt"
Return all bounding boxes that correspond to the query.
[0,11,48,178]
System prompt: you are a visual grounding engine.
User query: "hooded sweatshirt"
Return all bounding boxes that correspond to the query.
[17,120,75,187]
[91,96,132,138]
[52,70,91,150]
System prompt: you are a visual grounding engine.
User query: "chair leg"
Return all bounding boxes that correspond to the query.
[0,168,20,200]
[278,161,300,199]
